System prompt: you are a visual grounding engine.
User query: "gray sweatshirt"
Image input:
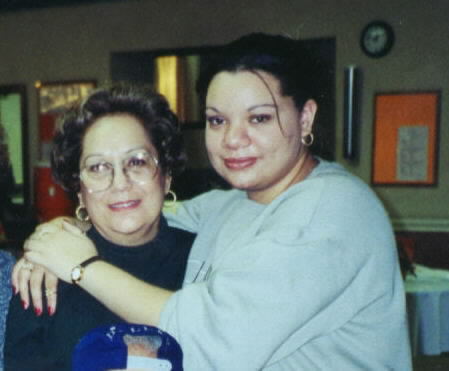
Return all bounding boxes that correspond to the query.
[162,160,411,370]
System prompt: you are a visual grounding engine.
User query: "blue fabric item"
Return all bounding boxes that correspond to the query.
[0,250,14,371]
[72,323,183,371]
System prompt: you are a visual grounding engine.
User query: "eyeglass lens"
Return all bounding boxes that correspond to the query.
[80,150,158,192]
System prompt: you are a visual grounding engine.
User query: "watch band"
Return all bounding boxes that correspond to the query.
[79,255,102,269]
[71,256,102,285]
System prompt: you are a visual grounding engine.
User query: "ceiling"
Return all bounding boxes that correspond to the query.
[0,0,121,12]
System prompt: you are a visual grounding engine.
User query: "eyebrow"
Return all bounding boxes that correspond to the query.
[204,106,220,113]
[205,103,277,113]
[248,104,277,111]
[82,147,150,160]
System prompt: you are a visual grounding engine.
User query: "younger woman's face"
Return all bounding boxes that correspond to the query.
[205,70,317,203]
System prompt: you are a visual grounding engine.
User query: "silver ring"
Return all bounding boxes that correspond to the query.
[45,289,56,297]
[35,230,51,239]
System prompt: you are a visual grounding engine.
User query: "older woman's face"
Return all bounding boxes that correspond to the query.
[205,70,317,204]
[79,114,170,246]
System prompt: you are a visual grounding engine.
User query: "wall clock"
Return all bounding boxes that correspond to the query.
[360,21,395,58]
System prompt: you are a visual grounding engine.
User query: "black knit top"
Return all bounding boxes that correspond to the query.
[4,216,194,371]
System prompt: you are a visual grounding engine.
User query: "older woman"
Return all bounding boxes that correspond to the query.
[19,33,410,370]
[4,86,194,371]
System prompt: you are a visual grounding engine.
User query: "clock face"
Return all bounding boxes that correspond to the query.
[361,21,394,58]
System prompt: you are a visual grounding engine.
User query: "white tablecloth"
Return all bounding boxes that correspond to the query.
[405,265,449,355]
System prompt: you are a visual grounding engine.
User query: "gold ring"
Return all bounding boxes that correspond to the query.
[22,261,34,270]
[36,230,51,239]
[45,289,56,297]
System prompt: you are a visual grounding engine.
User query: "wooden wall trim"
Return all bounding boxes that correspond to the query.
[393,218,449,232]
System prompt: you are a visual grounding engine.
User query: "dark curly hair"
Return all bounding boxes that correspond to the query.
[51,84,187,194]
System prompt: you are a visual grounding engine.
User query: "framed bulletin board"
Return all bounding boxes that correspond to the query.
[36,80,96,161]
[371,91,440,186]
[33,80,96,221]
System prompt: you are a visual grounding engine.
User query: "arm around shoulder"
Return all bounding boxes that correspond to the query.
[76,259,174,326]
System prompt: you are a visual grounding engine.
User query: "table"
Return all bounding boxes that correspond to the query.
[405,268,449,356]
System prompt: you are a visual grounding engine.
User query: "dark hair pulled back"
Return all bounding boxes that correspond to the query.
[196,33,321,112]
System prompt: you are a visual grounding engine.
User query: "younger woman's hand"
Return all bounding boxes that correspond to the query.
[24,221,98,283]
[12,259,58,316]
[12,219,66,314]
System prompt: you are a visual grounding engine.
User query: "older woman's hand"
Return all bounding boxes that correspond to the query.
[24,221,98,284]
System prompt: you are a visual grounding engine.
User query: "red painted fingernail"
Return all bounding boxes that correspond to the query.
[34,307,42,316]
[22,300,28,310]
[48,306,54,316]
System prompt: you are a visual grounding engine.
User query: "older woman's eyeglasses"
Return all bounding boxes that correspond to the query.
[80,150,159,193]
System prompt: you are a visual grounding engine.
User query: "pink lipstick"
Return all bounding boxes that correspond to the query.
[108,200,141,211]
[224,157,257,170]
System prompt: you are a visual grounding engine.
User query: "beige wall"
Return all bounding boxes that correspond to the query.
[0,0,447,229]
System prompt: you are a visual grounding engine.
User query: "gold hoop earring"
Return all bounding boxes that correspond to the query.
[163,190,178,211]
[166,190,177,204]
[301,133,314,146]
[75,205,90,222]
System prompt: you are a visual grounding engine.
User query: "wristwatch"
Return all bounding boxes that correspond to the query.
[71,256,102,284]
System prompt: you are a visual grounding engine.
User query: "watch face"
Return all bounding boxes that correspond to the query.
[361,21,394,58]
[72,267,82,281]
